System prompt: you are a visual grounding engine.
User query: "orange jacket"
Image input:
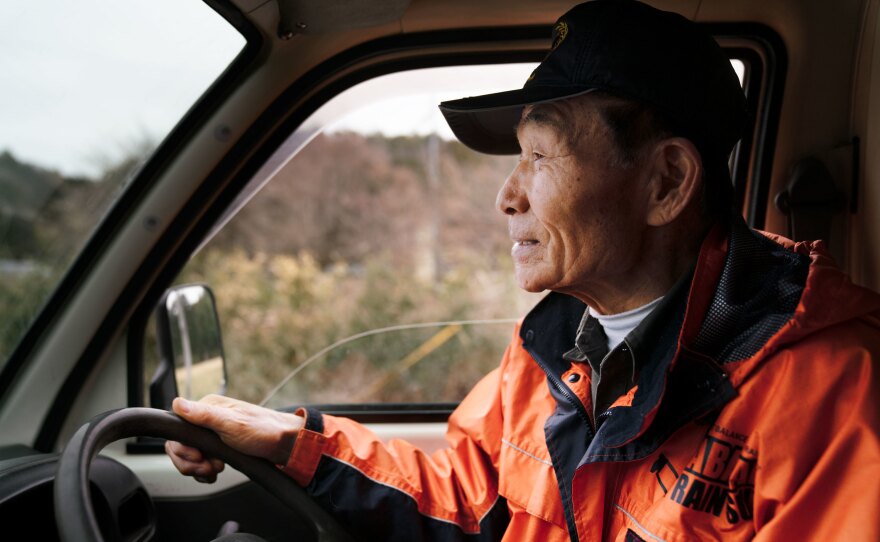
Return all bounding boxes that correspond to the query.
[283,220,880,541]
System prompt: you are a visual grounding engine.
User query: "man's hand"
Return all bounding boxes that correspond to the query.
[165,394,304,483]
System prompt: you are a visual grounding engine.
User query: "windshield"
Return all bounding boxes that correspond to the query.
[0,1,244,369]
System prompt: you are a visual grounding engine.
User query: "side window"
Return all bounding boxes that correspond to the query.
[145,54,756,414]
[159,64,544,411]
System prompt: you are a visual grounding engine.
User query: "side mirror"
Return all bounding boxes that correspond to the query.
[150,284,228,410]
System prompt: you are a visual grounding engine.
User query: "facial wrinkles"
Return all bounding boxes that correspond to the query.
[575,172,647,297]
[505,96,658,306]
[515,107,586,257]
[520,104,568,137]
[525,159,584,282]
[517,127,571,166]
[520,100,580,149]
[555,109,635,289]
[553,172,603,286]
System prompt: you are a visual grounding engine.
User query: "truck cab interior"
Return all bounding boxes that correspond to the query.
[0,0,878,540]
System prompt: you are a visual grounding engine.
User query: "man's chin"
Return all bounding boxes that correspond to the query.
[514,272,550,293]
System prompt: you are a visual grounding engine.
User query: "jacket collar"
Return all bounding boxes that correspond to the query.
[520,217,811,460]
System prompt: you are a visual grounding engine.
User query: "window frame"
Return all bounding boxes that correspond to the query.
[712,24,788,228]
[120,24,784,429]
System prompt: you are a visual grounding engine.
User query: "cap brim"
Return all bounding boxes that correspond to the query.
[439,85,595,155]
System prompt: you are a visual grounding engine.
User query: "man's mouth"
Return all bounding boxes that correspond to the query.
[511,239,541,260]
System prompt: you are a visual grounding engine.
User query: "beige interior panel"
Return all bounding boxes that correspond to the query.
[851,0,880,288]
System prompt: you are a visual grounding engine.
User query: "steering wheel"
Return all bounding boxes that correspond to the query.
[54,407,355,542]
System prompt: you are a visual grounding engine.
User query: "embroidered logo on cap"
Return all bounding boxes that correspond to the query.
[551,21,569,51]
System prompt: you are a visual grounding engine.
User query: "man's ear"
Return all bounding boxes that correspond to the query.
[644,137,703,227]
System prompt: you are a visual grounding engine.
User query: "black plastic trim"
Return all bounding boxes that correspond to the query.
[728,24,787,229]
[701,23,786,228]
[727,47,763,211]
[126,299,149,415]
[287,403,457,423]
[850,135,860,213]
[149,289,178,412]
[152,480,315,540]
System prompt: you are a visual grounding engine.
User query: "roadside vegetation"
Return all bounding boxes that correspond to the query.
[1,133,541,406]
[0,149,140,363]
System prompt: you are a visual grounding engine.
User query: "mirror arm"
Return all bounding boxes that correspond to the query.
[150,291,179,411]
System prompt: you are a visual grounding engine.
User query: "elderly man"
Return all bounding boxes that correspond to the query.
[167,1,880,540]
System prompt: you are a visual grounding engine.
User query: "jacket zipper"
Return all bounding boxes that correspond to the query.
[544,371,593,542]
[526,344,595,542]
[547,371,595,435]
[524,340,596,433]
[597,408,613,428]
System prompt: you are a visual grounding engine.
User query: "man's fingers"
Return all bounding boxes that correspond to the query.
[172,397,198,420]
[166,448,210,476]
[165,440,223,480]
[170,395,301,464]
[166,440,205,463]
[199,393,240,407]
[209,457,226,472]
[172,397,224,429]
[167,400,230,484]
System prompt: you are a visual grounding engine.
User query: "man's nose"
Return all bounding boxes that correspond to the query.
[496,164,529,215]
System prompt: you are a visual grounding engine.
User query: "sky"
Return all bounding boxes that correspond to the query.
[0,1,745,179]
[0,1,244,178]
[323,64,538,139]
[326,60,743,139]
[0,1,532,179]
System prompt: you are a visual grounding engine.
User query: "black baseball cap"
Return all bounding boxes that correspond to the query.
[439,0,747,162]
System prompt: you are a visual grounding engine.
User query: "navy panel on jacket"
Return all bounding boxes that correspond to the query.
[305,455,510,541]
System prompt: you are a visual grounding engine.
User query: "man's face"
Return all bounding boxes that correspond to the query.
[497,97,651,304]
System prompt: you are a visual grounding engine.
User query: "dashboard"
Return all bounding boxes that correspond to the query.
[0,446,155,541]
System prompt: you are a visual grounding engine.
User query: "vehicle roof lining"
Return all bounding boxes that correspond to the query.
[276,0,411,35]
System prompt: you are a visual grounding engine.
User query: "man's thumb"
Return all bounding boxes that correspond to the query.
[173,397,211,426]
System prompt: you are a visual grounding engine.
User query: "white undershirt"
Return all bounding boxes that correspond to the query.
[588,296,665,351]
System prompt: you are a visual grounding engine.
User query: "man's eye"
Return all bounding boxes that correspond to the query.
[532,152,545,161]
